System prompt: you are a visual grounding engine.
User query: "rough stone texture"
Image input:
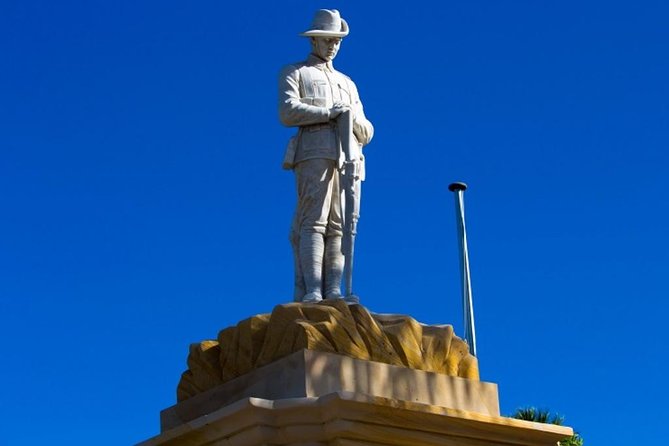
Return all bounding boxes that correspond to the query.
[177,300,478,402]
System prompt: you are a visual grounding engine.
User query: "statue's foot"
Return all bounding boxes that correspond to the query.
[343,294,360,305]
[302,292,323,303]
[324,292,343,300]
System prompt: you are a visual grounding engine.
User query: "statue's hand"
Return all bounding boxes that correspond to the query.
[329,102,351,119]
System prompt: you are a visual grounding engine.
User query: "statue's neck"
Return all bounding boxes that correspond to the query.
[310,53,334,68]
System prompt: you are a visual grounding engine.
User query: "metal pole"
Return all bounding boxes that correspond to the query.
[448,182,477,357]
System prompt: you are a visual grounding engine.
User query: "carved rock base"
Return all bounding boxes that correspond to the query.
[177,301,479,402]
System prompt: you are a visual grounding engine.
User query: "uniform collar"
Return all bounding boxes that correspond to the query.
[307,53,334,72]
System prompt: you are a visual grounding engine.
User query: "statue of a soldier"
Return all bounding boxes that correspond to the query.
[279,9,374,304]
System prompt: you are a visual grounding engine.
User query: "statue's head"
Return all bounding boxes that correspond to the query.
[310,36,342,62]
[300,9,348,62]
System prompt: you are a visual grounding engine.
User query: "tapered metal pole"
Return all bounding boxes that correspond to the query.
[448,182,477,357]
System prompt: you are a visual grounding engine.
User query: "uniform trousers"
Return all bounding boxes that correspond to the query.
[290,158,344,300]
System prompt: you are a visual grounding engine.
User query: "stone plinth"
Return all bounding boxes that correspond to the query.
[162,349,500,431]
[138,392,572,446]
[137,304,573,446]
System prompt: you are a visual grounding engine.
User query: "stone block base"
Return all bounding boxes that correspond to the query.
[161,349,500,431]
[137,392,572,446]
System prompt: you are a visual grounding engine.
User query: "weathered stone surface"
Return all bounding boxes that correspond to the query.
[177,300,479,402]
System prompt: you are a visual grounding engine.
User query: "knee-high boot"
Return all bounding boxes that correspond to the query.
[323,235,344,299]
[299,231,325,302]
[290,231,305,302]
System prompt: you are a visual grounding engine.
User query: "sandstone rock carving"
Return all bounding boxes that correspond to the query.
[177,300,479,402]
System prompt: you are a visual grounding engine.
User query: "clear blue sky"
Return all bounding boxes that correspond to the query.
[1,1,667,444]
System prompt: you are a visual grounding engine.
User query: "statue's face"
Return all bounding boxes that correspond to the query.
[311,37,342,62]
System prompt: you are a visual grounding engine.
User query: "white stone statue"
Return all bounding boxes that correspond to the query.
[279,9,374,304]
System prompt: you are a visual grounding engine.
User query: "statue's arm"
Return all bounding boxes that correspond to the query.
[278,65,331,127]
[350,81,374,146]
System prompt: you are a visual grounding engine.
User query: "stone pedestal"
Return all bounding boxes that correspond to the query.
[138,350,571,446]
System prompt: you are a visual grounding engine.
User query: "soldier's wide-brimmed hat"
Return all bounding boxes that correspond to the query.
[299,9,349,38]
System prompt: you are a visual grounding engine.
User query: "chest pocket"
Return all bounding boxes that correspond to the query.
[312,80,329,98]
[299,67,331,107]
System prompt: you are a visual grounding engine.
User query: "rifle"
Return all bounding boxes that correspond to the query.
[337,109,361,303]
